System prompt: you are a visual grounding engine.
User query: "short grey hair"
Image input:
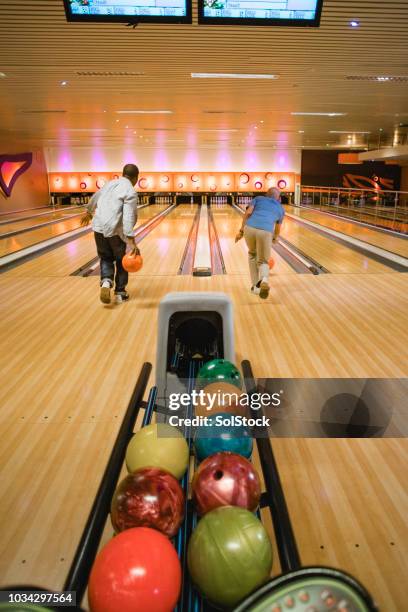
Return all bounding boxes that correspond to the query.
[267,187,281,199]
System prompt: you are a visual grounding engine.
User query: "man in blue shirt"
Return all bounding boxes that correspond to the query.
[235,187,285,299]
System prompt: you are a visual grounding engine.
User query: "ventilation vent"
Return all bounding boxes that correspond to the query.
[346,75,408,82]
[76,71,144,76]
[20,109,66,113]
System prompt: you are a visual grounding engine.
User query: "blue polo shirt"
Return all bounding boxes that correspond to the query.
[246,196,285,233]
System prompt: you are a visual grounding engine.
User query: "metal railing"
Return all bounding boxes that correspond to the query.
[299,186,408,234]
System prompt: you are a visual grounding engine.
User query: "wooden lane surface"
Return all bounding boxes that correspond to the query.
[0,217,85,257]
[0,207,85,236]
[1,204,170,278]
[211,204,295,276]
[0,204,168,259]
[286,205,408,258]
[0,206,70,221]
[281,215,397,274]
[129,203,197,276]
[0,273,407,609]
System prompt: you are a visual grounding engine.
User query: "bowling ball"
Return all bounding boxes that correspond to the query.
[195,381,247,418]
[126,423,189,480]
[111,467,184,538]
[122,250,143,273]
[192,452,261,515]
[196,359,242,390]
[187,506,272,608]
[88,527,181,612]
[194,412,253,462]
[268,257,275,270]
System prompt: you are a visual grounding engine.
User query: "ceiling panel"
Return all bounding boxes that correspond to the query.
[0,0,407,151]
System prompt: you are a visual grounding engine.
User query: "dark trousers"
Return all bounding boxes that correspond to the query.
[94,232,128,292]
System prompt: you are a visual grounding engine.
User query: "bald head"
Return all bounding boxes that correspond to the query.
[267,187,281,200]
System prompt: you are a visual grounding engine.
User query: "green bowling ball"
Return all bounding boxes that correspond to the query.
[196,359,243,390]
[187,506,272,608]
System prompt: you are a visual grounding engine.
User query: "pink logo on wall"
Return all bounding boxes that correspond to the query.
[0,153,33,197]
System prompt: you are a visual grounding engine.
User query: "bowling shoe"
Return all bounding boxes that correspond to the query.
[100,279,112,304]
[259,277,270,300]
[251,286,260,295]
[115,290,129,304]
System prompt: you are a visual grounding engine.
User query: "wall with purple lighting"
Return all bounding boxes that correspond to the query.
[44,147,301,174]
[0,148,49,213]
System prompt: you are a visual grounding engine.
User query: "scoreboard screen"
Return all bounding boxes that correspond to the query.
[64,0,192,23]
[198,0,323,26]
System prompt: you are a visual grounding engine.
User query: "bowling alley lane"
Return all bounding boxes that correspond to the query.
[0,202,167,259]
[0,204,79,222]
[117,203,198,277]
[285,205,408,258]
[0,206,85,236]
[211,204,296,275]
[1,203,171,278]
[281,215,397,274]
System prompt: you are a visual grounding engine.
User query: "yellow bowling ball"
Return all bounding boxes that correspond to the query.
[126,423,189,480]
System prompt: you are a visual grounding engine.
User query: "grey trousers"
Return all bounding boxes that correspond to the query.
[244,225,272,286]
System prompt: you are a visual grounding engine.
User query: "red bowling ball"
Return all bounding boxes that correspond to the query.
[111,467,184,538]
[192,451,261,516]
[88,527,181,612]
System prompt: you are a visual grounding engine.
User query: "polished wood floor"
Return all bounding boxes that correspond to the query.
[0,204,407,611]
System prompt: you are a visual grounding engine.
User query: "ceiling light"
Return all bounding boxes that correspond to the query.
[116,110,173,114]
[64,128,108,132]
[260,120,264,123]
[0,72,6,78]
[376,76,390,81]
[349,20,360,27]
[329,130,371,134]
[291,112,346,117]
[298,130,305,133]
[60,81,68,86]
[191,73,278,79]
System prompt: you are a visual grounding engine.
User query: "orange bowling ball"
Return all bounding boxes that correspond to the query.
[195,382,247,418]
[123,250,143,273]
[268,257,275,270]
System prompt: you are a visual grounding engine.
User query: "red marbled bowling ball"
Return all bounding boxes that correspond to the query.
[111,467,185,538]
[192,451,261,516]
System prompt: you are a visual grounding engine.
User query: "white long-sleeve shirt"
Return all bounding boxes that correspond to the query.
[87,177,138,241]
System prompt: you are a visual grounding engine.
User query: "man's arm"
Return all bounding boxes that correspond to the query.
[235,205,254,242]
[80,191,100,226]
[122,187,138,245]
[273,204,285,242]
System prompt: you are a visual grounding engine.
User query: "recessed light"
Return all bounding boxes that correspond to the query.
[379,128,383,131]
[298,130,305,133]
[116,119,120,122]
[291,112,346,117]
[0,72,6,78]
[61,81,68,86]
[349,20,360,27]
[260,120,264,123]
[191,73,278,79]
[116,110,173,114]
[329,130,371,134]
[376,76,390,81]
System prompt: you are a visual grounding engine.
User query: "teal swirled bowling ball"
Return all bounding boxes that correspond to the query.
[194,412,253,461]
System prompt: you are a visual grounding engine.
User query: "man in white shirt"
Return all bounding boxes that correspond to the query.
[81,164,139,304]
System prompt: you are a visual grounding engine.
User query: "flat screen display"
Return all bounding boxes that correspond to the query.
[64,0,192,23]
[198,0,323,26]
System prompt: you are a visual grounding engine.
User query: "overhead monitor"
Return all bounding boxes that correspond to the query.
[198,0,323,27]
[64,0,192,24]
